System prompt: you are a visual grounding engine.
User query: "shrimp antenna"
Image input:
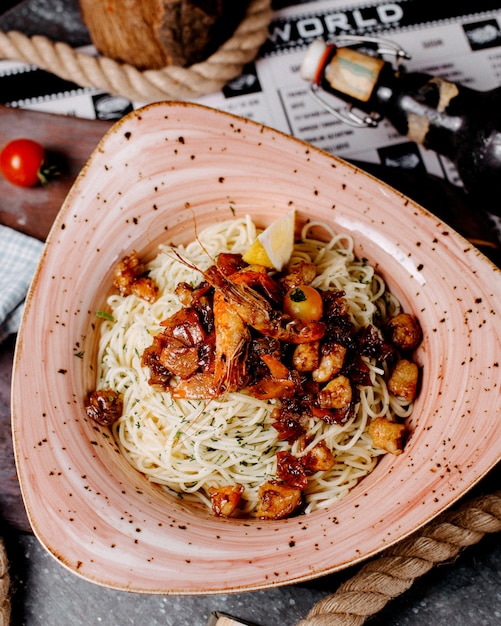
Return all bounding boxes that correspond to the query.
[191,212,217,264]
[165,211,217,270]
[170,247,201,273]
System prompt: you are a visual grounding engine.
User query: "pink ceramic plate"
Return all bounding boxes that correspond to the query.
[12,102,501,593]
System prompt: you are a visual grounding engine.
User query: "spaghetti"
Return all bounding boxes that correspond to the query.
[94,216,417,517]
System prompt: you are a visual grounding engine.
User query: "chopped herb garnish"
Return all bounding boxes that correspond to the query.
[96,310,114,322]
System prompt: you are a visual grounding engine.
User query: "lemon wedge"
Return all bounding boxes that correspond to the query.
[243,209,295,271]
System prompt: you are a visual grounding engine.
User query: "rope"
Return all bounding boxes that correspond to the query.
[296,491,501,626]
[0,0,273,102]
[0,538,10,626]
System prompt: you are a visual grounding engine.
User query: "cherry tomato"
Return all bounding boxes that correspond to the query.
[0,138,47,187]
[283,285,323,323]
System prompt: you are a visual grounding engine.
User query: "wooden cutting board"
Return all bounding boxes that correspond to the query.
[1,105,112,532]
[0,105,113,241]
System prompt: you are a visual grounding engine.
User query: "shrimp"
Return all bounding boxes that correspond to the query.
[203,265,325,344]
[212,290,251,393]
[163,257,252,398]
[169,294,251,398]
[229,266,284,304]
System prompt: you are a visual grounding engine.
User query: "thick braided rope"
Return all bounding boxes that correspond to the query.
[296,491,501,626]
[0,0,273,102]
[0,538,10,626]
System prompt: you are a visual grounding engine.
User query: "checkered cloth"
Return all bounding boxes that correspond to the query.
[0,225,44,343]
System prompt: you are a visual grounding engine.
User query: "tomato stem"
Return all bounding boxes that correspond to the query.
[290,287,307,302]
[38,161,60,186]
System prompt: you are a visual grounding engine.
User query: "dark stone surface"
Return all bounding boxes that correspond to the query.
[0,0,90,46]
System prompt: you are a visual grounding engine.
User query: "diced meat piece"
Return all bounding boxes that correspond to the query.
[256,480,302,519]
[388,359,419,402]
[130,276,159,303]
[174,281,194,306]
[301,440,335,474]
[142,308,208,382]
[141,337,172,387]
[281,261,317,290]
[368,417,406,455]
[85,388,122,426]
[292,340,320,372]
[112,250,158,302]
[160,307,206,346]
[209,484,244,517]
[159,336,200,379]
[170,372,216,399]
[113,250,144,295]
[317,375,352,409]
[387,313,422,351]
[312,342,347,382]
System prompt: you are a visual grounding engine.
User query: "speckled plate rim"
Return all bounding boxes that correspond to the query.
[11,101,501,594]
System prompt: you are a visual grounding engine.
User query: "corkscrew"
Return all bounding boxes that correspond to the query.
[302,34,411,128]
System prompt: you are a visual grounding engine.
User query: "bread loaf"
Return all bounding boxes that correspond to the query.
[79,0,250,70]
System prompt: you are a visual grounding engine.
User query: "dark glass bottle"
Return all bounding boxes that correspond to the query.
[301,40,501,217]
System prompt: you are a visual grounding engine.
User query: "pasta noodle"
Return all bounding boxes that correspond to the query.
[95,216,413,516]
